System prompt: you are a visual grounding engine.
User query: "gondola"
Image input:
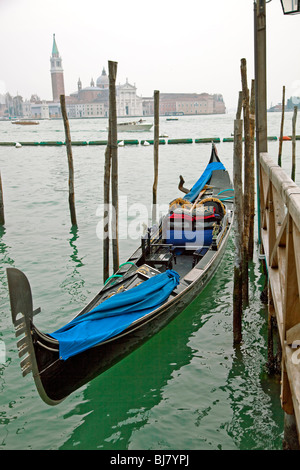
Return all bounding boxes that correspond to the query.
[7,143,234,406]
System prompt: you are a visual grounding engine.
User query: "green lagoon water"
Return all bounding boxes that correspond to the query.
[0,113,299,450]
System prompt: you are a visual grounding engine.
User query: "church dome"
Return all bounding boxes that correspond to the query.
[96,67,109,89]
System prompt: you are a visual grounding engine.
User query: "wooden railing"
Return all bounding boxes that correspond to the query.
[260,152,300,445]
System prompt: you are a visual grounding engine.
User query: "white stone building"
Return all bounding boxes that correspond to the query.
[117,79,143,116]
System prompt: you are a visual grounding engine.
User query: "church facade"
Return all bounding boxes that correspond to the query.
[66,68,143,118]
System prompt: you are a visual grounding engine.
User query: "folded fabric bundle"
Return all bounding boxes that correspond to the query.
[49,269,180,360]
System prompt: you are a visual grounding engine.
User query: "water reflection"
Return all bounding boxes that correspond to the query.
[221,259,284,451]
[58,240,284,450]
[59,285,214,449]
[0,226,15,309]
[59,257,228,450]
[59,226,85,303]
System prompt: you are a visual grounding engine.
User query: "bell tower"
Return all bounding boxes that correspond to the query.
[50,34,65,102]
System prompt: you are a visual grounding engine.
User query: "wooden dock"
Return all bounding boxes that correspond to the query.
[259,152,300,448]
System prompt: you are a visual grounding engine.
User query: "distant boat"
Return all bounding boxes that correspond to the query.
[11,120,39,125]
[108,119,153,132]
[166,118,178,121]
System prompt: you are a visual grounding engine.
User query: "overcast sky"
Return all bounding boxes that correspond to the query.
[0,0,299,110]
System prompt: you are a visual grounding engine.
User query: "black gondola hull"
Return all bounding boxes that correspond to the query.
[7,144,234,405]
[31,220,231,405]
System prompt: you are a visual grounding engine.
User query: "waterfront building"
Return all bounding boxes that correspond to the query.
[159,93,226,116]
[31,102,50,119]
[67,72,142,118]
[0,34,226,119]
[22,100,33,118]
[117,79,143,116]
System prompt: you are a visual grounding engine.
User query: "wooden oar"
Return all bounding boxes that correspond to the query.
[189,185,212,212]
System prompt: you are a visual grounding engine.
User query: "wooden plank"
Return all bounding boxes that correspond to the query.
[285,344,300,424]
[270,213,287,268]
[184,267,203,284]
[268,183,277,268]
[268,264,285,343]
[293,221,300,297]
[282,351,295,416]
[288,193,300,233]
[260,165,268,230]
[262,227,285,343]
[272,183,286,237]
[283,216,300,334]
[260,153,298,207]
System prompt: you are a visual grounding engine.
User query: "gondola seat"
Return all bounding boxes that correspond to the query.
[192,246,210,267]
[141,231,175,269]
[164,202,223,248]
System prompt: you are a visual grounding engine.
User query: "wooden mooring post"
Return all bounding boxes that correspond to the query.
[0,171,4,226]
[241,58,250,306]
[233,65,256,344]
[60,94,77,227]
[291,106,298,182]
[152,90,159,225]
[109,61,119,274]
[233,93,243,345]
[278,86,285,167]
[103,60,119,281]
[248,79,256,260]
[103,120,112,283]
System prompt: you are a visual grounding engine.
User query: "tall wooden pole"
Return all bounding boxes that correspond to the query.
[254,0,267,247]
[152,90,160,225]
[233,116,243,345]
[236,91,243,120]
[103,127,112,283]
[249,79,256,260]
[108,61,119,273]
[60,94,77,227]
[0,171,4,226]
[241,58,250,306]
[291,106,298,182]
[278,85,286,167]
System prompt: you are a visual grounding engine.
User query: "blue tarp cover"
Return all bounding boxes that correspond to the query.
[49,269,180,360]
[184,161,225,202]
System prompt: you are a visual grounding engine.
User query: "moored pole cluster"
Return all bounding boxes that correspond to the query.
[233,58,256,345]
